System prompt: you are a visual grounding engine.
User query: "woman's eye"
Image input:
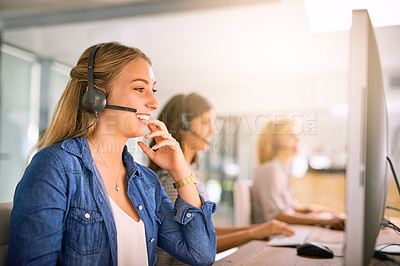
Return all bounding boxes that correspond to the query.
[134,88,144,92]
[152,89,158,94]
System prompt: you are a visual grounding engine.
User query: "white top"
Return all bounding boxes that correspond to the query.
[109,197,148,266]
[251,158,296,223]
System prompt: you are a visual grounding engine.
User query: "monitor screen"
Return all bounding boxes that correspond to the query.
[345,9,389,265]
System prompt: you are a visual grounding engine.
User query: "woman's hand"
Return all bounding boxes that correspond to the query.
[250,220,295,240]
[139,118,201,208]
[311,205,341,216]
[295,204,341,216]
[319,215,346,230]
[308,211,345,230]
[137,118,190,176]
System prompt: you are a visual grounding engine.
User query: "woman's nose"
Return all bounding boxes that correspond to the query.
[146,92,160,111]
[210,121,216,136]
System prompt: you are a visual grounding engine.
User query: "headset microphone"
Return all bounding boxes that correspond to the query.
[105,105,137,113]
[189,130,211,145]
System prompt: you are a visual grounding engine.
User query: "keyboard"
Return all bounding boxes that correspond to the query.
[267,229,310,247]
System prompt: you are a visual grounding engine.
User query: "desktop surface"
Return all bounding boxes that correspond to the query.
[214,220,400,266]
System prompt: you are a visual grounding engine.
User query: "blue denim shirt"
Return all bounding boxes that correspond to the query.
[8,138,216,266]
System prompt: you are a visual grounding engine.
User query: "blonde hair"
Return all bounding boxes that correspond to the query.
[34,42,151,152]
[257,118,296,165]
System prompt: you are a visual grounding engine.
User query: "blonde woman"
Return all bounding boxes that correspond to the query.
[8,43,216,266]
[251,118,345,230]
[149,93,295,266]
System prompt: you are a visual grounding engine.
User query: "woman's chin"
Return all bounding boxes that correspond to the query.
[124,127,147,139]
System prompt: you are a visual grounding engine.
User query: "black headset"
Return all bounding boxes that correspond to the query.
[72,44,138,138]
[82,45,107,116]
[82,44,137,117]
[273,136,281,150]
[272,134,296,151]
[180,94,191,131]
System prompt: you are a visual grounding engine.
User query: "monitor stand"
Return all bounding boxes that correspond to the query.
[387,154,400,195]
[377,155,400,256]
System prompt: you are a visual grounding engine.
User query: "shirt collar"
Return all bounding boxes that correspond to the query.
[60,137,140,178]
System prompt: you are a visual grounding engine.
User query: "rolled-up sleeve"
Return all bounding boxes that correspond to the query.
[174,195,216,225]
[157,191,216,266]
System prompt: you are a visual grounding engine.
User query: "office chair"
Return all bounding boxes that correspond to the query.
[0,202,12,266]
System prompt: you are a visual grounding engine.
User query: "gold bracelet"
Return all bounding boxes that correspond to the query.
[173,173,197,189]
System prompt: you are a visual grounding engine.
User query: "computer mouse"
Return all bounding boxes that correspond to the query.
[296,242,334,258]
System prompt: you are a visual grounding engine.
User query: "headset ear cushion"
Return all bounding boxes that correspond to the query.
[273,138,280,150]
[82,88,107,114]
[180,114,191,131]
[182,121,191,131]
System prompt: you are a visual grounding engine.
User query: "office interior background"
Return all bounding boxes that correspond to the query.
[1,0,400,225]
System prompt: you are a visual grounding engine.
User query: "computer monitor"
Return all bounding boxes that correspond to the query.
[345,9,389,265]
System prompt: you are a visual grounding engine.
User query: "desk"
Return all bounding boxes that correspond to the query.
[290,171,400,218]
[214,222,400,266]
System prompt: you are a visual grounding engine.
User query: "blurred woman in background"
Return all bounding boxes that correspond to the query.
[251,118,345,230]
[149,93,295,266]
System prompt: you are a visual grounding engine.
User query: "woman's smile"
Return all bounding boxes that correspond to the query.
[136,113,151,126]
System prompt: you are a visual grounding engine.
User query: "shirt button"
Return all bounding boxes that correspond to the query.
[186,213,192,218]
[85,213,91,219]
[138,205,143,211]
[150,238,155,243]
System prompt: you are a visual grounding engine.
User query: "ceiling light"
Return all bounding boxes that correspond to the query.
[304,0,400,32]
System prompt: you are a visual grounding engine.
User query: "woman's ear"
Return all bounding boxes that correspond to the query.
[93,84,105,92]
